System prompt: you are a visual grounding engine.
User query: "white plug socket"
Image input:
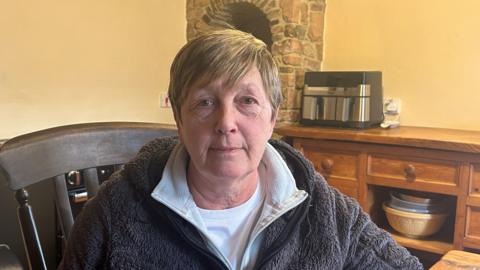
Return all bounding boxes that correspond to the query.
[383,98,401,115]
[159,92,171,108]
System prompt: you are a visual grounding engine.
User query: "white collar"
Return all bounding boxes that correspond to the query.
[151,142,306,225]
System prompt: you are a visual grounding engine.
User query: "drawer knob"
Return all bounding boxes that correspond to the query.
[404,164,416,182]
[321,158,334,173]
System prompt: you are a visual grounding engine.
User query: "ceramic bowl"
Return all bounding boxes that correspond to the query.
[383,202,448,238]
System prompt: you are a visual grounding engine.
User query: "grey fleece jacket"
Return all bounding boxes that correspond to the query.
[58,137,423,270]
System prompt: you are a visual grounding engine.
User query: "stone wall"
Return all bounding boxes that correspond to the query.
[186,0,326,123]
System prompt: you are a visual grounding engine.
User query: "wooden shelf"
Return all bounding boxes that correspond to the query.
[275,125,480,154]
[386,228,453,255]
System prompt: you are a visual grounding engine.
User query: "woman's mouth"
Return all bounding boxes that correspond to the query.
[210,146,242,153]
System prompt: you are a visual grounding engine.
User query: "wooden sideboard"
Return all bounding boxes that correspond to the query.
[275,125,480,257]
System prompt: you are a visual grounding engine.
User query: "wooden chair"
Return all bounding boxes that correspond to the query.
[0,122,177,270]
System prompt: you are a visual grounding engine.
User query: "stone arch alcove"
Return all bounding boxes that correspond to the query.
[223,2,273,50]
[186,0,326,123]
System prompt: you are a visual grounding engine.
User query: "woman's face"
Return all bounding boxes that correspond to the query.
[176,67,277,182]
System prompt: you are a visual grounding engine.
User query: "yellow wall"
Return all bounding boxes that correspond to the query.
[0,0,185,139]
[4,1,479,138]
[323,0,480,131]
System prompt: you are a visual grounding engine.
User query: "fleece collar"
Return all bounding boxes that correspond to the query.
[149,142,307,228]
[123,137,316,204]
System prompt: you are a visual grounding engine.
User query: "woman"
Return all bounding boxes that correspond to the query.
[59,29,422,269]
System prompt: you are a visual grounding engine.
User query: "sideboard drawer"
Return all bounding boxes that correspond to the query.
[464,206,480,249]
[469,164,480,197]
[293,138,360,200]
[366,154,460,194]
[302,150,358,181]
[293,138,360,181]
[327,180,358,199]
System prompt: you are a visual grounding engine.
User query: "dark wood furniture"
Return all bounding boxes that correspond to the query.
[0,122,177,270]
[276,125,480,258]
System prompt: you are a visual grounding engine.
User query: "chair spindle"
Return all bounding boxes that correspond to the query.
[15,188,47,270]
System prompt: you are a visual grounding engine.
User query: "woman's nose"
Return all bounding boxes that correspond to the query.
[215,104,238,135]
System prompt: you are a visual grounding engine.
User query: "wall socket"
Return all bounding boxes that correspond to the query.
[383,98,401,115]
[159,92,171,108]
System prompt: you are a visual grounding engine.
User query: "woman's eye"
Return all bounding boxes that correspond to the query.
[198,99,214,107]
[240,96,258,105]
[237,96,262,118]
[190,98,216,119]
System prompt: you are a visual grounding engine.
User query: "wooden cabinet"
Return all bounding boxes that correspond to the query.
[294,139,362,199]
[276,125,480,257]
[465,206,480,247]
[465,165,480,249]
[469,165,480,195]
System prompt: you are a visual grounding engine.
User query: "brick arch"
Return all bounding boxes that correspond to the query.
[186,0,326,123]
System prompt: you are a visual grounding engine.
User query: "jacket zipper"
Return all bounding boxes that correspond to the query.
[165,209,229,270]
[252,142,314,269]
[146,198,229,270]
[252,195,311,270]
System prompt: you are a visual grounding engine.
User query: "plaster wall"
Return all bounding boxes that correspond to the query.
[323,0,480,131]
[0,0,185,138]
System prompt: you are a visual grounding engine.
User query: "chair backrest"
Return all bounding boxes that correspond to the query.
[0,122,177,270]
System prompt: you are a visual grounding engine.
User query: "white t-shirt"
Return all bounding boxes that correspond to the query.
[197,183,263,270]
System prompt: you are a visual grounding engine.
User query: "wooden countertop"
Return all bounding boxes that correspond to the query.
[275,124,480,154]
[430,250,480,269]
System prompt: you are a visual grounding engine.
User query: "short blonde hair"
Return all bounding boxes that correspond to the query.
[168,29,282,120]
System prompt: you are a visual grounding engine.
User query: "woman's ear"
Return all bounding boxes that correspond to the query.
[173,110,181,127]
[173,110,184,143]
[268,108,279,136]
[271,108,279,125]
